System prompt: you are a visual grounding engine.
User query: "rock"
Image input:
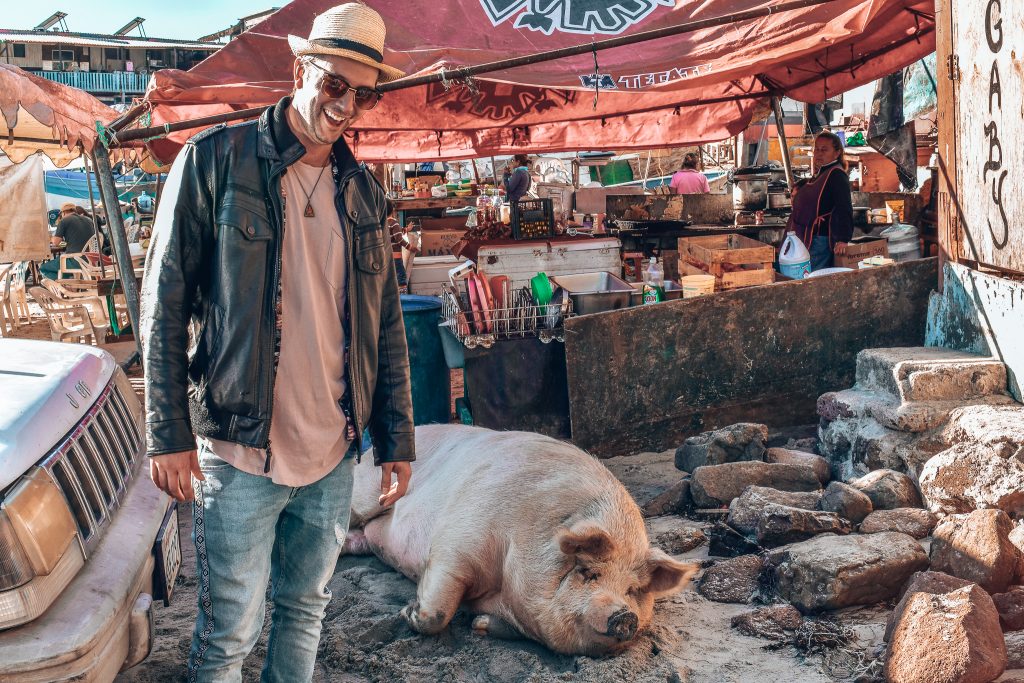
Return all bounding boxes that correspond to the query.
[754,503,852,547]
[1007,632,1024,669]
[639,478,691,517]
[1011,525,1024,581]
[690,462,821,508]
[994,588,1024,631]
[817,481,874,524]
[730,604,803,641]
[654,526,706,555]
[931,510,1020,594]
[768,531,929,613]
[850,468,923,510]
[884,571,975,642]
[674,423,769,472]
[727,486,822,536]
[944,404,1024,460]
[919,443,1024,517]
[765,447,830,484]
[859,508,937,540]
[707,522,762,558]
[697,554,765,604]
[884,584,1006,683]
[819,414,947,481]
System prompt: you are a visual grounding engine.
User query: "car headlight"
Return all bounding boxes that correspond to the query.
[0,468,84,629]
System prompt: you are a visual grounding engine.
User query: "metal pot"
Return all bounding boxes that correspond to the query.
[733,176,768,211]
[767,192,791,209]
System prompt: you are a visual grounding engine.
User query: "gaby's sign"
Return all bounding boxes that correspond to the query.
[478,0,675,35]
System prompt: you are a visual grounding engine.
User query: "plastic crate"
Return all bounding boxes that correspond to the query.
[511,198,555,240]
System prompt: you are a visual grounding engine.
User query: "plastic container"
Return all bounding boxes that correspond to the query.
[400,295,451,425]
[680,274,716,297]
[778,231,812,279]
[642,257,665,304]
[805,266,854,278]
[880,223,922,262]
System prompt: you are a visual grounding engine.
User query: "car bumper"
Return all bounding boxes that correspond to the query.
[0,463,170,681]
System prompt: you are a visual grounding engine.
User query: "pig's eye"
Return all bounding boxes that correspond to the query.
[577,566,600,583]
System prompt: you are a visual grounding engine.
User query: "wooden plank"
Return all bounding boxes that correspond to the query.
[936,0,960,270]
[565,258,940,456]
[392,197,477,211]
[949,0,1023,272]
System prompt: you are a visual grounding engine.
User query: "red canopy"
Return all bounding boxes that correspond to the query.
[144,0,935,162]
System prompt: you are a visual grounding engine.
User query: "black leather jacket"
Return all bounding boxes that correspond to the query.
[140,97,414,466]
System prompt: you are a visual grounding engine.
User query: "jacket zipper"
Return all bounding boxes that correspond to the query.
[262,170,287,473]
[334,169,366,459]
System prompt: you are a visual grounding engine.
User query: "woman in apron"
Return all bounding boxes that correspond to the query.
[788,132,854,270]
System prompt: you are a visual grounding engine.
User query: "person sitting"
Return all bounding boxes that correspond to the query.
[40,203,96,279]
[669,152,711,194]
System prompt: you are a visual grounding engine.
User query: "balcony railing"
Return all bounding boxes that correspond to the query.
[35,70,151,94]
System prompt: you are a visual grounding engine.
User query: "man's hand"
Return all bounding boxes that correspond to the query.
[379,461,412,507]
[834,241,849,255]
[150,450,205,502]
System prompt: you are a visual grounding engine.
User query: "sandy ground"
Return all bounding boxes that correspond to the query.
[115,450,883,683]
[8,304,875,682]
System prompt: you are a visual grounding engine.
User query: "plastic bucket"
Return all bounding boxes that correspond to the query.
[400,295,451,425]
[680,274,716,298]
[438,321,465,369]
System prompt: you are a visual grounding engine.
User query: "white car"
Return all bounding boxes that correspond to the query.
[0,339,178,681]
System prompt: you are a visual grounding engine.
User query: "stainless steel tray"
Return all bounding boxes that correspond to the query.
[550,271,633,315]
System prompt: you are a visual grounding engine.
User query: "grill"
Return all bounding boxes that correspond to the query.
[41,379,143,548]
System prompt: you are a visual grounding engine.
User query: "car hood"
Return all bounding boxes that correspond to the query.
[0,340,115,491]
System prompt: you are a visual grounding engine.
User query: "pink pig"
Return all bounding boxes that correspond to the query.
[347,425,698,655]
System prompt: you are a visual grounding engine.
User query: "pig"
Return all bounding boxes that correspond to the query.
[346,424,698,656]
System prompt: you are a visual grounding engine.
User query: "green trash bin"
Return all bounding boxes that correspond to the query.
[400,295,451,425]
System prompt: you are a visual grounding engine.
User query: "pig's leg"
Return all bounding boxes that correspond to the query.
[471,614,524,641]
[400,558,467,635]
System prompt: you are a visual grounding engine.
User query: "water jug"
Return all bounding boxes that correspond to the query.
[779,231,812,279]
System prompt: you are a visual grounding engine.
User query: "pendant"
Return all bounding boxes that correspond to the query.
[304,201,315,218]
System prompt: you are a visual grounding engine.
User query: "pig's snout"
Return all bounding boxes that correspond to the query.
[605,608,639,642]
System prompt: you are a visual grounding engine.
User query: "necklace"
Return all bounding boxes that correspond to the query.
[291,156,332,217]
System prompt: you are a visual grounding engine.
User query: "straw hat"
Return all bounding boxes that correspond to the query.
[288,3,404,83]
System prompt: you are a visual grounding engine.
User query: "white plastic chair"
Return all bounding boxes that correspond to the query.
[40,278,110,327]
[1,262,30,329]
[29,286,108,344]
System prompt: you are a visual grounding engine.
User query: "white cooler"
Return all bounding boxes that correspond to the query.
[408,255,461,296]
[476,237,622,290]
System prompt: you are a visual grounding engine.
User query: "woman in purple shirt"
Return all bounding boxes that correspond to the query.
[669,153,711,194]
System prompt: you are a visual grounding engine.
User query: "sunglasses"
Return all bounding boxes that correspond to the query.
[304,59,383,110]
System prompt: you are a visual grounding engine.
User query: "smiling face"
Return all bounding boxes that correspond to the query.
[289,54,380,149]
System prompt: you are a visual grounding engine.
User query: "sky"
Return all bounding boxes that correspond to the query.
[2,1,275,40]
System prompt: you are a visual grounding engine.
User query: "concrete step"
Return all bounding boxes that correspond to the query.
[855,347,1007,402]
[818,388,1017,434]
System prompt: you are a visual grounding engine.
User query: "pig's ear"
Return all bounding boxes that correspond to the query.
[558,523,615,562]
[644,548,699,597]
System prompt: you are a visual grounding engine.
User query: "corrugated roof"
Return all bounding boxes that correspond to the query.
[0,29,220,51]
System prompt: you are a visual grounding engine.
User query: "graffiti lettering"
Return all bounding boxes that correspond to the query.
[985,0,1003,52]
[983,0,1008,251]
[988,62,1001,112]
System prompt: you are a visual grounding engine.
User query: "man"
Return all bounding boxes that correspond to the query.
[51,203,95,252]
[139,4,414,680]
[502,153,532,202]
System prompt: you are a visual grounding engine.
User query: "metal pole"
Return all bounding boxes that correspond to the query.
[92,145,143,356]
[82,152,106,277]
[771,97,795,191]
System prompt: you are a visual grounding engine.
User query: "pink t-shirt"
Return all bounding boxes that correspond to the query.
[669,169,711,194]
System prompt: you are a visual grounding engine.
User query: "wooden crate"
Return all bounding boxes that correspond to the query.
[678,234,776,290]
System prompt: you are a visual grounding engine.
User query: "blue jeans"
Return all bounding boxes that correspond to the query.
[809,235,834,271]
[188,446,356,682]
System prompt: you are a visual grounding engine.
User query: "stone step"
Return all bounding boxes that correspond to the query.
[818,388,1018,434]
[855,347,1007,402]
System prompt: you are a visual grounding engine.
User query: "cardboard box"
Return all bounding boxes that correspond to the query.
[420,229,466,257]
[835,236,890,268]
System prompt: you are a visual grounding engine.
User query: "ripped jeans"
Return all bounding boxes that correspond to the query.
[188,444,356,683]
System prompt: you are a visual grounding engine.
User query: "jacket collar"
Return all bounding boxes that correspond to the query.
[258,95,362,179]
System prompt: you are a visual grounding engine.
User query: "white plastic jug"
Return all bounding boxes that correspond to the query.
[778,231,812,279]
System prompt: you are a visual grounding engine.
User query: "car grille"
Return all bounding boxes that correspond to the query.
[40,379,143,548]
